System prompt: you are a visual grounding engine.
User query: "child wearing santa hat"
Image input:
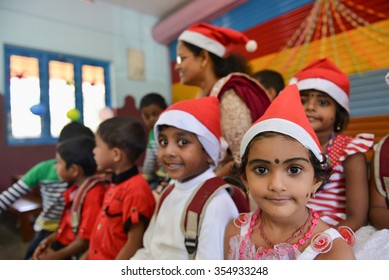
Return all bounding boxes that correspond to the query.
[225,84,356,260]
[175,22,271,180]
[290,58,374,233]
[131,97,239,260]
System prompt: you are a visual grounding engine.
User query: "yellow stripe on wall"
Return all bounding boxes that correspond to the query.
[250,19,389,83]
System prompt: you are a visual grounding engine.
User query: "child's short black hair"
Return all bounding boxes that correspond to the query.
[57,136,97,176]
[252,69,285,96]
[97,116,146,163]
[140,93,167,110]
[59,121,94,142]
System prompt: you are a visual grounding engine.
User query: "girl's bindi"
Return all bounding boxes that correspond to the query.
[275,159,280,164]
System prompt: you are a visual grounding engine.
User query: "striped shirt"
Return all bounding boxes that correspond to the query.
[307,133,374,226]
[0,159,68,232]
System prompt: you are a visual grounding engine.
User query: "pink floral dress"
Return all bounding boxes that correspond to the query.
[227,211,353,260]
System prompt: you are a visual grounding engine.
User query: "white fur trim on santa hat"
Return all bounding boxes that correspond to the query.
[178,30,226,57]
[294,78,350,112]
[154,110,221,167]
[240,118,324,162]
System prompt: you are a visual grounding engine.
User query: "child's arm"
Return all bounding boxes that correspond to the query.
[368,159,389,229]
[316,238,356,260]
[36,237,89,260]
[337,153,369,231]
[115,222,146,260]
[223,219,239,259]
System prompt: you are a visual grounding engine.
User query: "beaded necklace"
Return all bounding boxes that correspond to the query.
[258,209,312,248]
[239,208,319,260]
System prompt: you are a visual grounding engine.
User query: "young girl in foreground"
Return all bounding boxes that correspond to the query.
[224,85,356,260]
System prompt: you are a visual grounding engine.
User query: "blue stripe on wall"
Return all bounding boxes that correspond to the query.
[349,68,389,117]
[211,0,313,31]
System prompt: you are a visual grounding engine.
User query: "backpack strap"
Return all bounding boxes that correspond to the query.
[154,177,249,259]
[182,176,232,259]
[155,183,175,216]
[71,173,110,234]
[373,135,389,208]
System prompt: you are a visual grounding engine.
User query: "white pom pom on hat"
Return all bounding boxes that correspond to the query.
[245,40,257,52]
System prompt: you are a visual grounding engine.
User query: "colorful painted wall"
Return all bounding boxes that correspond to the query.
[168,0,389,117]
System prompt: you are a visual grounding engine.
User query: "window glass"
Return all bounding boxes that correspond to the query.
[82,65,106,132]
[5,45,111,145]
[9,55,41,139]
[49,60,76,137]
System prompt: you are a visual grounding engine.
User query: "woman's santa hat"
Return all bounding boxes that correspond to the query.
[289,58,350,112]
[178,22,257,58]
[240,84,324,162]
[155,97,221,167]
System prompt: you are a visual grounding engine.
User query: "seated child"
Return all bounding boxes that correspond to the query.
[0,121,95,259]
[82,116,156,260]
[139,93,169,189]
[225,84,356,260]
[131,97,239,260]
[290,58,374,232]
[32,136,107,260]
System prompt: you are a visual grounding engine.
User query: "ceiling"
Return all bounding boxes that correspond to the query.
[97,0,192,18]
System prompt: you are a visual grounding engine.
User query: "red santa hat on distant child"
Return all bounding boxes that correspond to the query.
[240,84,324,162]
[178,22,257,58]
[289,58,350,112]
[155,97,221,167]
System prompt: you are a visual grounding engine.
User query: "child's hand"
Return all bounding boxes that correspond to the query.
[36,247,56,260]
[32,240,48,260]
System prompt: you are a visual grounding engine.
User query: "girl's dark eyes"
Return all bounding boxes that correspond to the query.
[288,166,302,174]
[252,166,302,175]
[253,166,268,174]
[300,97,329,106]
[318,99,329,106]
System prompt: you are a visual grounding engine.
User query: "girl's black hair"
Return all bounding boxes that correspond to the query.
[334,103,349,132]
[57,136,97,176]
[181,41,251,78]
[236,132,332,183]
[97,116,146,163]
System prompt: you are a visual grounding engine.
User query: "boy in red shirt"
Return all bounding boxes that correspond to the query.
[82,116,156,260]
[33,136,107,260]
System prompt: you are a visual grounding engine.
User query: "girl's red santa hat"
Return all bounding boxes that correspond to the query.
[289,58,350,112]
[240,84,324,162]
[155,97,221,167]
[178,22,257,58]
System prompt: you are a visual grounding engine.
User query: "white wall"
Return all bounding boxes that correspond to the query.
[0,0,172,108]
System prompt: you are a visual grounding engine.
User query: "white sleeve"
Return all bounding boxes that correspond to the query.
[196,189,239,260]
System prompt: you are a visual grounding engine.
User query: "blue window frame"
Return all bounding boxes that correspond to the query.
[4,44,111,145]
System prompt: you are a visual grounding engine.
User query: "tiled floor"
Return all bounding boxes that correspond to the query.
[0,211,29,260]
